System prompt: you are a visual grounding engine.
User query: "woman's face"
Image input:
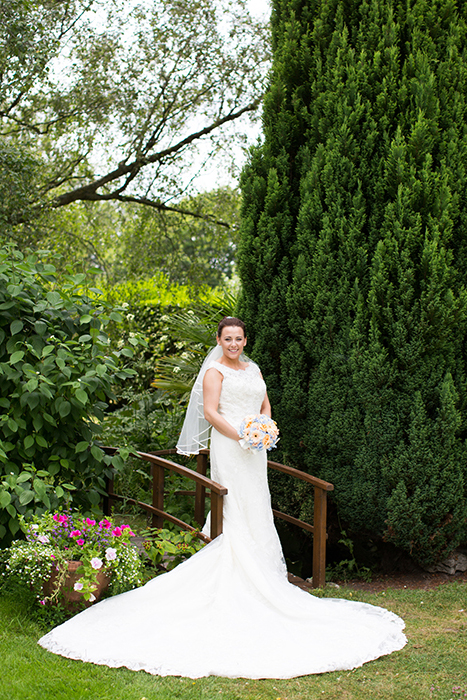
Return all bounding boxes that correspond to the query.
[217,325,247,361]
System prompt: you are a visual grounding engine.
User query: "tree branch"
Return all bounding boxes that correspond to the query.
[111,194,231,228]
[52,99,260,208]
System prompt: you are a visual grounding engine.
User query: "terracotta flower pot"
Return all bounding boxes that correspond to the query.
[43,560,110,610]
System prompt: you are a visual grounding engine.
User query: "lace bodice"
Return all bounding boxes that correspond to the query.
[207,361,266,429]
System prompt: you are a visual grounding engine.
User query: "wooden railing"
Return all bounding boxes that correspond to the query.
[102,448,227,544]
[103,447,334,588]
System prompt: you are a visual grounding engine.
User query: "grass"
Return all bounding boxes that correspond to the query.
[1,581,466,700]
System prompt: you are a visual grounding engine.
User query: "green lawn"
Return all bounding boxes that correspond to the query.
[1,582,466,700]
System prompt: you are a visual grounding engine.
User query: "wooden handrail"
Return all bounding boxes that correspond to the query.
[267,459,334,491]
[102,447,226,541]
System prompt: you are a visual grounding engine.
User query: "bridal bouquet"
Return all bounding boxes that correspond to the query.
[238,414,280,451]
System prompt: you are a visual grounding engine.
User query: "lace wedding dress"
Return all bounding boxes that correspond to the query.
[38,360,406,678]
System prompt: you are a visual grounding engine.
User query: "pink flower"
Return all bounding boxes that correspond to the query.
[76,538,85,546]
[53,514,68,523]
[112,527,123,537]
[121,525,135,536]
[105,547,117,561]
[39,600,46,605]
[38,535,49,544]
[73,581,84,591]
[99,519,112,530]
[70,530,82,538]
[90,557,103,570]
[86,518,96,526]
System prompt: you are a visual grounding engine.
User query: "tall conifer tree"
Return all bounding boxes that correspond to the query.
[239,0,467,565]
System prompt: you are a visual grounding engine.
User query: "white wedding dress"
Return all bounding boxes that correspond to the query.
[39,360,406,678]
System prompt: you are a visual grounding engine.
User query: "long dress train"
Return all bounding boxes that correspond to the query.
[38,360,406,678]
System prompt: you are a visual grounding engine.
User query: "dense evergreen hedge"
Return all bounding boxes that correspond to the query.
[238,0,467,566]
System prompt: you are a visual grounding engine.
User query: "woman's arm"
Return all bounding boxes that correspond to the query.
[260,373,271,417]
[203,368,241,441]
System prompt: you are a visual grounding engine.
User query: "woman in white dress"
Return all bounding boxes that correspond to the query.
[38,317,406,678]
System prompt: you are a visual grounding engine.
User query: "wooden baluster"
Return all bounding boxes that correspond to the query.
[210,491,224,539]
[103,476,114,517]
[312,486,327,588]
[152,463,165,528]
[195,452,207,527]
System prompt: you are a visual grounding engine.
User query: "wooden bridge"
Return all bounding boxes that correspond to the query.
[103,448,334,588]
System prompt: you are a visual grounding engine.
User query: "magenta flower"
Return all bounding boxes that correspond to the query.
[121,525,135,536]
[70,530,82,538]
[53,514,68,523]
[77,538,85,546]
[86,518,96,526]
[112,527,123,537]
[39,600,46,605]
[99,519,112,530]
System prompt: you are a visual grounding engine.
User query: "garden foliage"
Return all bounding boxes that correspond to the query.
[0,246,144,544]
[100,286,236,527]
[239,0,467,565]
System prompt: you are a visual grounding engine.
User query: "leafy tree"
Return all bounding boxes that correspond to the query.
[37,188,242,287]
[112,188,241,287]
[0,0,269,232]
[239,0,467,566]
[0,245,144,545]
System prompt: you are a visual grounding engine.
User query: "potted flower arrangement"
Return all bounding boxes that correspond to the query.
[3,511,143,608]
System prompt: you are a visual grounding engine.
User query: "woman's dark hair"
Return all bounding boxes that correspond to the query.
[217,316,246,338]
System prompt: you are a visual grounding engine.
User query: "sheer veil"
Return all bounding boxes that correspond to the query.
[175,345,223,455]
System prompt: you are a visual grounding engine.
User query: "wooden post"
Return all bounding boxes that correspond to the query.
[103,476,114,516]
[195,452,208,527]
[210,492,224,539]
[312,486,328,588]
[151,463,165,528]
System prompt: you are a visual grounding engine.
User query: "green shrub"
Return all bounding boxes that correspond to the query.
[238,0,467,566]
[0,245,144,544]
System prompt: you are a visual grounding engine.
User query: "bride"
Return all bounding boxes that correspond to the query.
[38,317,406,678]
